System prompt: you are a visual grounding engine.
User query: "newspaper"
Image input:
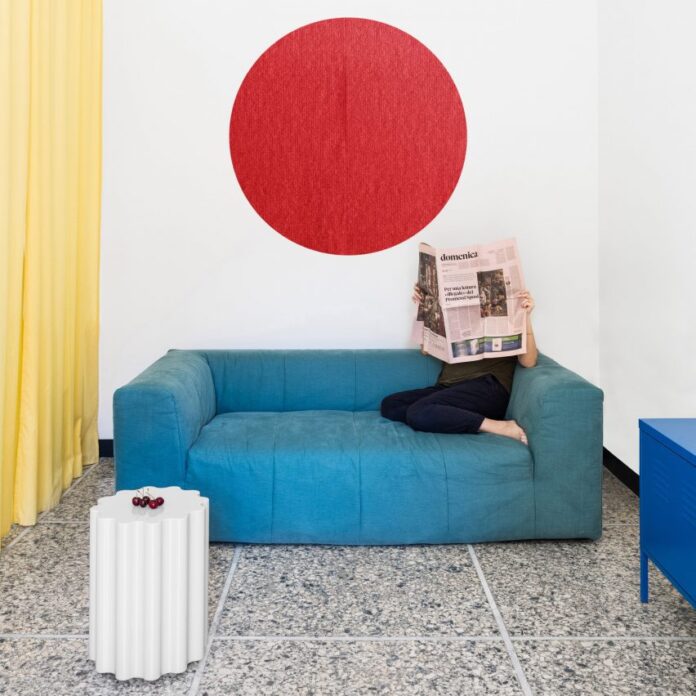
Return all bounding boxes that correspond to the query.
[412,238,527,363]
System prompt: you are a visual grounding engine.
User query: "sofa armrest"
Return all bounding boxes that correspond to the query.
[114,350,216,490]
[507,354,604,539]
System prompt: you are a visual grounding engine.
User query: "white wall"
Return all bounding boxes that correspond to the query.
[599,0,696,472]
[100,0,600,438]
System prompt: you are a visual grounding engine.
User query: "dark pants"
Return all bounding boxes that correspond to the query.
[380,374,510,434]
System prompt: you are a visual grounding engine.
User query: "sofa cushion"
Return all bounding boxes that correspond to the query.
[199,350,442,413]
[186,410,534,544]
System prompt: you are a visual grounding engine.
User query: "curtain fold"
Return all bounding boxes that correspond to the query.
[0,0,102,536]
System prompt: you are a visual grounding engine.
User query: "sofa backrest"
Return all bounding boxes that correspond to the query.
[196,349,442,413]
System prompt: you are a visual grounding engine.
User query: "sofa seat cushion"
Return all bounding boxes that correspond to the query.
[186,410,535,544]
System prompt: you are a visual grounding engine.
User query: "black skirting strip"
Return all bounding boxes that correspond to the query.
[603,447,639,496]
[99,439,114,458]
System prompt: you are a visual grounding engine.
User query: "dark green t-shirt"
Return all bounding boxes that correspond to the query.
[437,356,517,393]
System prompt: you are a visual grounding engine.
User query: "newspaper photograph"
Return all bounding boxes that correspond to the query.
[412,238,527,363]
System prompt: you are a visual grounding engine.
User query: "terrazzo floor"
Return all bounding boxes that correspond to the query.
[1,458,695,695]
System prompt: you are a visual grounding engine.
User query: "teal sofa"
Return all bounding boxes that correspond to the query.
[114,350,603,544]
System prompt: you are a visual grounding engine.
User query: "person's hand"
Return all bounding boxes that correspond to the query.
[517,290,535,314]
[412,283,424,304]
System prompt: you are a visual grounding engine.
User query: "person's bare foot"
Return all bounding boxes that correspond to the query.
[498,419,528,444]
[480,418,528,445]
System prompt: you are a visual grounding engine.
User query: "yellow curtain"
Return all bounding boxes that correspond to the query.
[0,0,102,536]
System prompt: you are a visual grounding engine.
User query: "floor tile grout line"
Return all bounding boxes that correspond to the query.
[0,527,32,553]
[38,457,104,519]
[213,635,506,643]
[468,545,534,696]
[510,635,696,642]
[40,457,112,524]
[188,545,243,696]
[0,633,89,639]
[603,523,638,527]
[1,632,694,643]
[1,458,105,553]
[39,456,105,516]
[30,521,90,525]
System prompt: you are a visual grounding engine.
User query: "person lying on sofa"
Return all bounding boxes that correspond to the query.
[380,288,537,444]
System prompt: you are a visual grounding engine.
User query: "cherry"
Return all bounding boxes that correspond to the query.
[148,499,158,509]
[132,496,141,506]
[142,495,151,505]
[139,498,148,508]
[156,497,164,507]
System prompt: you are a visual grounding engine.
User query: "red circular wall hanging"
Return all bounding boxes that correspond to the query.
[229,18,467,255]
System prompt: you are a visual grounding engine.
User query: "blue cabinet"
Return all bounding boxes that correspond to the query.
[639,418,696,609]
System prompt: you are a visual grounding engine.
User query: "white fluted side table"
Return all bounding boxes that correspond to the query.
[89,486,209,681]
